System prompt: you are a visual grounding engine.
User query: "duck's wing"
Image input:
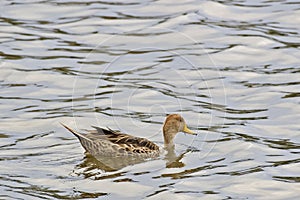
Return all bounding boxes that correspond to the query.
[90,125,159,153]
[89,126,120,136]
[61,123,159,156]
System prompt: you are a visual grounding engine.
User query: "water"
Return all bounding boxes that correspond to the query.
[1,0,299,199]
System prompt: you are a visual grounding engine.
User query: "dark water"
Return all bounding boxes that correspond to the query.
[1,0,299,199]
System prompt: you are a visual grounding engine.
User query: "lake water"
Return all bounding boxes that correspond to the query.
[1,0,299,199]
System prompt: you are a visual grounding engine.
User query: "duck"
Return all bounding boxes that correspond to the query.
[61,114,195,159]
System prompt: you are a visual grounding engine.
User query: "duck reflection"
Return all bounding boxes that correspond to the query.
[75,152,150,172]
[75,147,191,175]
[164,147,191,168]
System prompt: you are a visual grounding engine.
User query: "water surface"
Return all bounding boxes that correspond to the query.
[0,0,299,199]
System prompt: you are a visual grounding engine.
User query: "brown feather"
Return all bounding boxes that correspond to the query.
[62,123,159,157]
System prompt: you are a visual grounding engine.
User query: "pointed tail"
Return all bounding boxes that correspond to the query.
[60,122,91,142]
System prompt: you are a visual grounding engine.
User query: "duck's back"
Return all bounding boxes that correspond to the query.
[61,124,160,157]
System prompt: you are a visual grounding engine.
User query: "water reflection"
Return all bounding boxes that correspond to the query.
[76,153,155,172]
[165,147,189,168]
[74,147,192,173]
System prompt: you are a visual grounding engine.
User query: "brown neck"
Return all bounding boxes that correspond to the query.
[163,130,176,149]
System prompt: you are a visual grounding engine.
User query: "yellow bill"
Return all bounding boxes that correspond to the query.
[183,124,196,135]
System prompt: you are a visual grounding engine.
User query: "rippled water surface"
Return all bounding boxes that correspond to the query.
[1,0,300,199]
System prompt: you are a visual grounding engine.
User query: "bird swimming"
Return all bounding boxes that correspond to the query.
[61,114,195,159]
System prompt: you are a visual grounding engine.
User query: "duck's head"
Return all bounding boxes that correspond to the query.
[163,114,195,148]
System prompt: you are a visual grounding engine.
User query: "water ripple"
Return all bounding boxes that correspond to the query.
[0,0,299,199]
